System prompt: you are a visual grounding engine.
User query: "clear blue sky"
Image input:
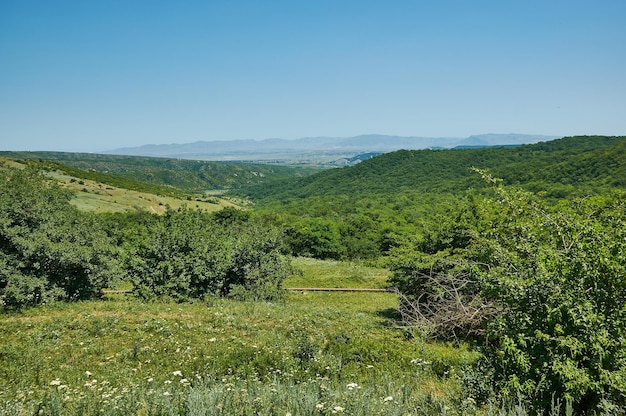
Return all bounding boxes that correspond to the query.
[1,1,625,152]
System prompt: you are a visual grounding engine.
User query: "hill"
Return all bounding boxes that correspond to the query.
[0,151,318,193]
[238,136,626,202]
[0,157,239,214]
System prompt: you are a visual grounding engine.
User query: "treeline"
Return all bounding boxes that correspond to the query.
[20,158,190,199]
[239,136,626,202]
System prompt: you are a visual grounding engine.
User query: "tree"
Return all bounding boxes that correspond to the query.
[0,167,121,309]
[127,207,290,302]
[474,172,626,413]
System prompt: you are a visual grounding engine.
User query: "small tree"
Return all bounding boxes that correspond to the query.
[475,171,626,413]
[0,167,121,309]
[128,207,290,302]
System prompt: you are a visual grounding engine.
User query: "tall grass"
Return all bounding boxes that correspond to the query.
[0,259,484,415]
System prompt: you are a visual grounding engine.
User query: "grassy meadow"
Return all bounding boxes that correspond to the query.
[0,259,480,416]
[54,173,237,214]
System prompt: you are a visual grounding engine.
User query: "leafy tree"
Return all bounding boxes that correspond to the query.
[224,224,291,301]
[284,218,347,260]
[127,207,290,302]
[0,167,121,309]
[474,176,626,413]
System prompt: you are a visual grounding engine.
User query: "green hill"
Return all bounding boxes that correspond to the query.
[0,151,319,193]
[238,135,626,202]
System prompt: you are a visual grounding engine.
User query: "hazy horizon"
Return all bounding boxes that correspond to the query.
[1,1,625,152]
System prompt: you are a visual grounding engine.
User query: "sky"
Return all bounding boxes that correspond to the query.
[1,1,625,152]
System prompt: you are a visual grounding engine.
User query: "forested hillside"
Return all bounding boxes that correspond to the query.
[235,136,626,260]
[0,151,318,193]
[239,136,625,202]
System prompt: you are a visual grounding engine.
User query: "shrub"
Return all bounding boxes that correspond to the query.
[128,207,290,302]
[474,172,626,413]
[390,169,626,413]
[0,167,121,309]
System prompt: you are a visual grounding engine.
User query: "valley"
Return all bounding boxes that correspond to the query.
[1,135,626,415]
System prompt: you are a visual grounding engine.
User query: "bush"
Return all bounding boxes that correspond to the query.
[284,218,346,260]
[0,167,121,309]
[390,169,626,413]
[128,207,290,302]
[475,172,626,413]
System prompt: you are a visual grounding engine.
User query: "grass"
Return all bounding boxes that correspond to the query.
[286,257,391,289]
[52,172,238,214]
[1,158,240,215]
[0,259,482,415]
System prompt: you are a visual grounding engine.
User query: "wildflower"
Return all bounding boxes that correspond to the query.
[85,371,93,377]
[384,396,393,402]
[410,358,431,366]
[316,403,325,409]
[172,370,183,377]
[164,380,172,384]
[209,337,217,342]
[332,406,345,413]
[147,378,154,383]
[180,378,190,385]
[50,379,61,386]
[163,391,171,396]
[346,382,359,390]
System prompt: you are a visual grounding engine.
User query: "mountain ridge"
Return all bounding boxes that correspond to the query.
[104,133,559,161]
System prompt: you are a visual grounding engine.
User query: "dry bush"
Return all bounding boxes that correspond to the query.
[393,267,499,341]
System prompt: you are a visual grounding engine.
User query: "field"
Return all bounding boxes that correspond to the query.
[0,259,479,415]
[53,172,237,214]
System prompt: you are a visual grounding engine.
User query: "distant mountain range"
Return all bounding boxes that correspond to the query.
[105,134,560,164]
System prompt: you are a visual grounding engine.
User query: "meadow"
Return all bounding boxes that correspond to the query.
[0,259,479,416]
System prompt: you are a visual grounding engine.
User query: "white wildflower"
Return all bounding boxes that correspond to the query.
[346,382,359,390]
[85,371,93,377]
[384,396,393,402]
[332,406,345,413]
[172,370,183,377]
[50,379,61,386]
[316,403,325,409]
[147,378,154,383]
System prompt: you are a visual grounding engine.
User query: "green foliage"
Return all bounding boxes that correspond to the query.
[239,136,626,204]
[388,169,626,412]
[127,207,290,302]
[0,151,318,193]
[0,167,121,309]
[244,136,626,260]
[285,218,347,260]
[474,177,626,413]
